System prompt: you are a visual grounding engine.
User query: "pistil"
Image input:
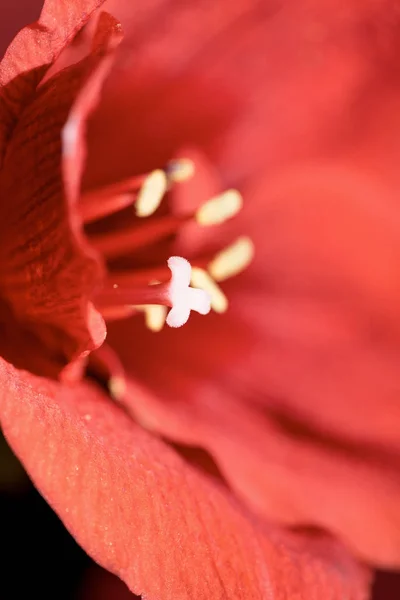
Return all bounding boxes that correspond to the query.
[95,256,211,329]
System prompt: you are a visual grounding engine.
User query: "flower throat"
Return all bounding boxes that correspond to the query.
[81,157,254,332]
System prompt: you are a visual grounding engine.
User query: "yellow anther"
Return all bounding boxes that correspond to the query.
[145,305,168,332]
[208,236,255,282]
[136,170,167,217]
[166,158,195,183]
[135,304,167,332]
[191,267,228,313]
[195,189,243,226]
[109,376,126,401]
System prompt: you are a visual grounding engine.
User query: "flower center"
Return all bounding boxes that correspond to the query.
[81,158,254,332]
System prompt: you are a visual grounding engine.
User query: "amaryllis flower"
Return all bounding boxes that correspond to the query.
[0,0,399,597]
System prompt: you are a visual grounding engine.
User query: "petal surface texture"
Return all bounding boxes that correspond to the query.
[108,160,400,568]
[0,3,119,373]
[0,358,370,599]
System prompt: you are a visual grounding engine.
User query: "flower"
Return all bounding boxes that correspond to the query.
[0,0,399,597]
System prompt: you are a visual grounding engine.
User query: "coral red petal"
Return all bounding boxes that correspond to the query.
[0,358,370,599]
[0,13,124,374]
[124,373,400,569]
[236,164,400,453]
[106,157,400,567]
[83,0,400,190]
[0,0,106,159]
[62,12,123,204]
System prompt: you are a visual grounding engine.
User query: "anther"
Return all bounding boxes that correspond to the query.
[191,267,228,313]
[136,169,168,217]
[109,376,127,400]
[80,172,154,224]
[196,190,243,226]
[208,236,255,282]
[135,305,168,332]
[166,158,195,183]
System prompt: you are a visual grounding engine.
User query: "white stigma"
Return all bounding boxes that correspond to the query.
[136,170,168,217]
[166,257,211,327]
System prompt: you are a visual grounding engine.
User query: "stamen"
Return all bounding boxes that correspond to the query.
[195,190,243,226]
[166,158,196,183]
[92,344,127,401]
[191,267,228,313]
[208,236,255,282]
[90,214,183,258]
[135,305,168,332]
[109,376,127,400]
[85,174,148,197]
[80,169,167,224]
[87,179,244,261]
[81,193,134,223]
[135,169,168,217]
[81,173,148,214]
[81,149,252,332]
[91,188,243,259]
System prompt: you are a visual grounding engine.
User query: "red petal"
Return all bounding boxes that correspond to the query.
[83,0,400,189]
[106,159,400,567]
[0,0,106,160]
[137,379,400,569]
[0,13,124,374]
[62,12,123,204]
[0,358,370,599]
[238,164,400,453]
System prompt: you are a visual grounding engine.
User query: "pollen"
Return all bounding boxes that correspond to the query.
[195,189,243,226]
[166,158,196,183]
[191,267,228,313]
[208,236,255,282]
[136,169,168,217]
